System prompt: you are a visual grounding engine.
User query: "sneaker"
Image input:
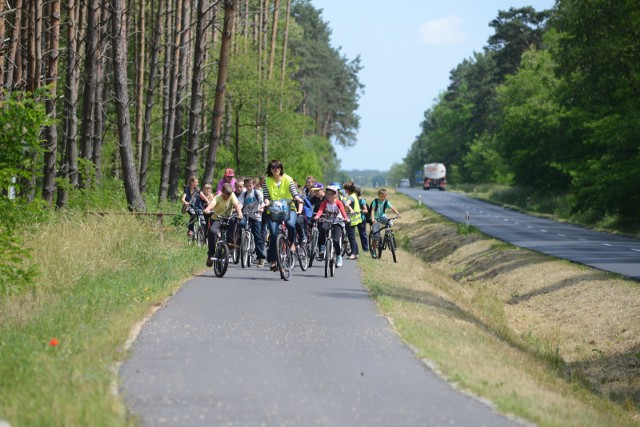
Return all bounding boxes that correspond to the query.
[257,259,265,267]
[348,254,357,260]
[336,256,343,267]
[206,256,214,267]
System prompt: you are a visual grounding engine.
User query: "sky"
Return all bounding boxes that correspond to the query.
[310,0,556,172]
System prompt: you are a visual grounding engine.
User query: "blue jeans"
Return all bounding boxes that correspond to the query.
[239,217,266,261]
[267,211,297,263]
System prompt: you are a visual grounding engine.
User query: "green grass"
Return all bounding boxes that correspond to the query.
[0,213,204,426]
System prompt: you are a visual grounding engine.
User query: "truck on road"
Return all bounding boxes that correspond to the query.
[423,163,447,191]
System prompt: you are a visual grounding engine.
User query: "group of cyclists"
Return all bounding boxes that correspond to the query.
[181,159,401,275]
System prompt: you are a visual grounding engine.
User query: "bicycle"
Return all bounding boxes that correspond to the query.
[187,209,206,247]
[341,231,352,257]
[295,220,309,271]
[271,199,295,281]
[240,217,255,268]
[209,213,235,277]
[319,215,342,278]
[307,220,320,268]
[368,216,399,262]
[229,220,241,265]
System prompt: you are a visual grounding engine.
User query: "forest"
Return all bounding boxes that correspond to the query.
[402,0,640,230]
[0,0,362,211]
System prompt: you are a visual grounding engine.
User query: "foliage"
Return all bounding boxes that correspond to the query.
[290,0,364,146]
[0,89,51,295]
[551,0,640,219]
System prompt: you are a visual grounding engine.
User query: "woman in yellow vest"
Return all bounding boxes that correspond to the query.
[343,181,361,259]
[262,159,304,271]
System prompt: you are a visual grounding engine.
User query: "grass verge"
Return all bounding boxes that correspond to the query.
[358,190,640,427]
[0,213,204,426]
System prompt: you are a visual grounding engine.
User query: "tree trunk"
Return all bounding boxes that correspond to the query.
[80,0,99,186]
[134,0,145,165]
[0,0,5,89]
[57,0,81,208]
[280,0,290,89]
[4,0,22,89]
[158,0,182,202]
[92,2,108,181]
[139,0,163,193]
[267,0,279,80]
[184,0,210,184]
[42,0,61,206]
[111,0,145,211]
[168,0,190,200]
[203,0,236,184]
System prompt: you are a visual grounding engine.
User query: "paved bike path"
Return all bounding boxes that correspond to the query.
[120,260,521,426]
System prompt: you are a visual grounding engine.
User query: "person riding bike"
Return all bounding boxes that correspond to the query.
[181,176,205,238]
[313,185,350,267]
[262,159,304,272]
[204,183,243,267]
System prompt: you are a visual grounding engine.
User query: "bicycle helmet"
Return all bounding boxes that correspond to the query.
[224,168,235,177]
[330,182,342,191]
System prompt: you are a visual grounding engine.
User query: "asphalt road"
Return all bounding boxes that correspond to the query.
[120,259,521,426]
[399,188,640,280]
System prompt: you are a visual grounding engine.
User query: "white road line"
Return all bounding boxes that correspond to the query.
[540,230,547,233]
[602,243,612,247]
[558,234,566,237]
[631,249,640,252]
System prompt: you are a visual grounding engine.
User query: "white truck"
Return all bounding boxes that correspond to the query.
[423,163,447,191]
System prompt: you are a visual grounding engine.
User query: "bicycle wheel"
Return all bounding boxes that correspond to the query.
[232,230,241,265]
[297,236,308,271]
[308,228,318,267]
[329,241,336,277]
[276,234,291,281]
[341,234,351,257]
[368,231,378,259]
[388,232,397,263]
[241,231,250,268]
[214,243,229,277]
[196,224,206,247]
[324,239,332,278]
[377,233,384,260]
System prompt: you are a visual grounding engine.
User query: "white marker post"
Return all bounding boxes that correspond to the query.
[418,195,422,206]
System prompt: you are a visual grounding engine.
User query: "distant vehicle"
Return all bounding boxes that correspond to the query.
[398,179,410,188]
[423,163,447,191]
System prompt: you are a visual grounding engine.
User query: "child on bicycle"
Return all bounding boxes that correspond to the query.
[203,183,243,267]
[370,188,401,252]
[313,185,350,267]
[181,176,205,238]
[238,178,267,267]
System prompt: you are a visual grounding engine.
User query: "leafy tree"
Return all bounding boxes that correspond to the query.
[0,90,50,295]
[552,0,640,219]
[496,46,571,191]
[487,6,552,80]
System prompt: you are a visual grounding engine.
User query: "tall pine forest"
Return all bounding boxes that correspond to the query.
[0,0,362,212]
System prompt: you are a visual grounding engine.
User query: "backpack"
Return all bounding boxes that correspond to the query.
[367,199,389,224]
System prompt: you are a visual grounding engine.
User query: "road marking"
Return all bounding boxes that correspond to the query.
[527,226,533,229]
[602,243,612,247]
[540,230,547,233]
[557,234,566,237]
[632,249,640,252]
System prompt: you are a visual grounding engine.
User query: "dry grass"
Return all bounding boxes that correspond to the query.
[358,190,640,426]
